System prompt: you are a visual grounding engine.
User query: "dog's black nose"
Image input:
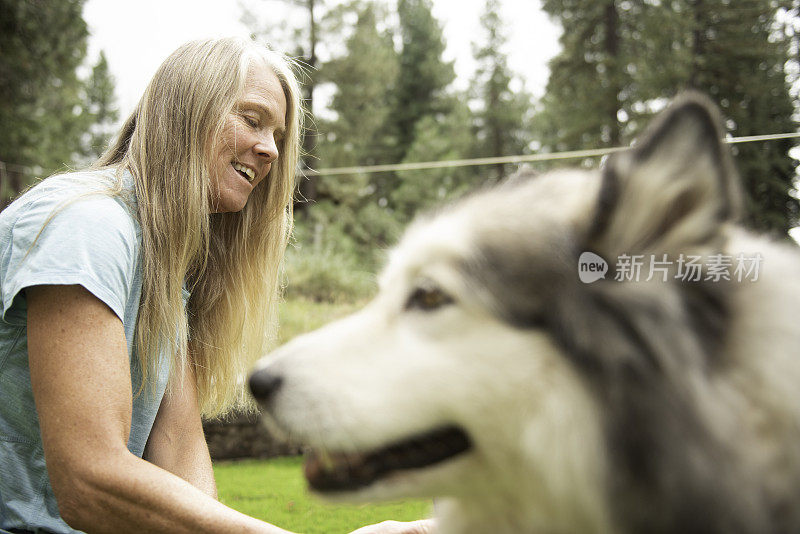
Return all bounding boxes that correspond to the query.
[248,370,283,404]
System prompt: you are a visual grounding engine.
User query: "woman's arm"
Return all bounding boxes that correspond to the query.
[27,284,291,534]
[143,346,217,498]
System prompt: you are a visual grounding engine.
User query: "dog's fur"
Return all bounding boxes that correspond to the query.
[250,94,800,534]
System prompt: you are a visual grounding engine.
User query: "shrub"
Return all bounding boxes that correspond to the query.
[283,242,377,304]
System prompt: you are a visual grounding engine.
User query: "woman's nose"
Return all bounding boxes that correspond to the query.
[254,132,279,163]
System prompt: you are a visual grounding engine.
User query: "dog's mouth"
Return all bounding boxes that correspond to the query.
[303,425,472,493]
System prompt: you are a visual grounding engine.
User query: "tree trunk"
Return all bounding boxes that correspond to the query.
[296,0,319,214]
[604,0,622,147]
[688,0,704,89]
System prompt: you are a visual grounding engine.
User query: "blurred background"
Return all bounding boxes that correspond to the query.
[2,2,799,530]
[2,0,799,301]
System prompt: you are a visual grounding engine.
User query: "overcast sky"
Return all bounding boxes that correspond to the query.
[83,0,561,121]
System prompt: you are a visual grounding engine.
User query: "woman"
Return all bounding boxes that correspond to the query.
[0,37,433,534]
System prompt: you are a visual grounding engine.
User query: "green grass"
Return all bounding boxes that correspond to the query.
[214,457,433,534]
[277,297,364,345]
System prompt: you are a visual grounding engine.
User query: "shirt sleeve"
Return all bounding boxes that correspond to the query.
[0,192,140,324]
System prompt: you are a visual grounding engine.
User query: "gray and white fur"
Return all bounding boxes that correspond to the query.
[250,93,800,534]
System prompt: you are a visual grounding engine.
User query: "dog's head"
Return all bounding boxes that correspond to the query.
[250,94,743,531]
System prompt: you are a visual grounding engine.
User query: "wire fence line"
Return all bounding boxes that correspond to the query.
[304,146,630,176]
[304,131,800,176]
[2,131,799,183]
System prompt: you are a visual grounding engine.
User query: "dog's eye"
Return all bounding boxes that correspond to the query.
[405,285,454,312]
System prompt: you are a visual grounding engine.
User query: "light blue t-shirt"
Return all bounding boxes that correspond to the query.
[0,168,171,533]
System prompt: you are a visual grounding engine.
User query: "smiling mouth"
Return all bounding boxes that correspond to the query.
[303,425,472,493]
[232,162,255,182]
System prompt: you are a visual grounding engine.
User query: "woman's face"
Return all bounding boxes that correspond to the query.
[210,60,287,213]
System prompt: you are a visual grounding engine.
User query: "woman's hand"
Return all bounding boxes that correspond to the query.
[348,518,437,534]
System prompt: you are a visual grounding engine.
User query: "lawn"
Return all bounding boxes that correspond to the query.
[277,297,365,345]
[214,456,433,534]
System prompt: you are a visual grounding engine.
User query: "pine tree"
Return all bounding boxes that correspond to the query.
[538,0,631,153]
[318,1,399,170]
[81,51,119,161]
[0,0,117,202]
[537,0,799,233]
[364,0,457,210]
[779,0,800,103]
[300,1,404,263]
[469,0,534,181]
[390,0,456,162]
[392,94,477,222]
[679,0,799,233]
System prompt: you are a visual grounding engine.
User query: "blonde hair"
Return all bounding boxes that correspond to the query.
[96,37,304,417]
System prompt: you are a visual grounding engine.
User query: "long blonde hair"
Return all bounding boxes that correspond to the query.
[96,37,304,417]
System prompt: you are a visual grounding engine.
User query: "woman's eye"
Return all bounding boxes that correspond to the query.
[243,115,259,128]
[404,285,454,312]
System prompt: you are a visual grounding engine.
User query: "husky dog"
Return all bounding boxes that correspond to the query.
[249,94,800,534]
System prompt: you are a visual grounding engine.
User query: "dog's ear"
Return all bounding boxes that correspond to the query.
[588,93,741,259]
